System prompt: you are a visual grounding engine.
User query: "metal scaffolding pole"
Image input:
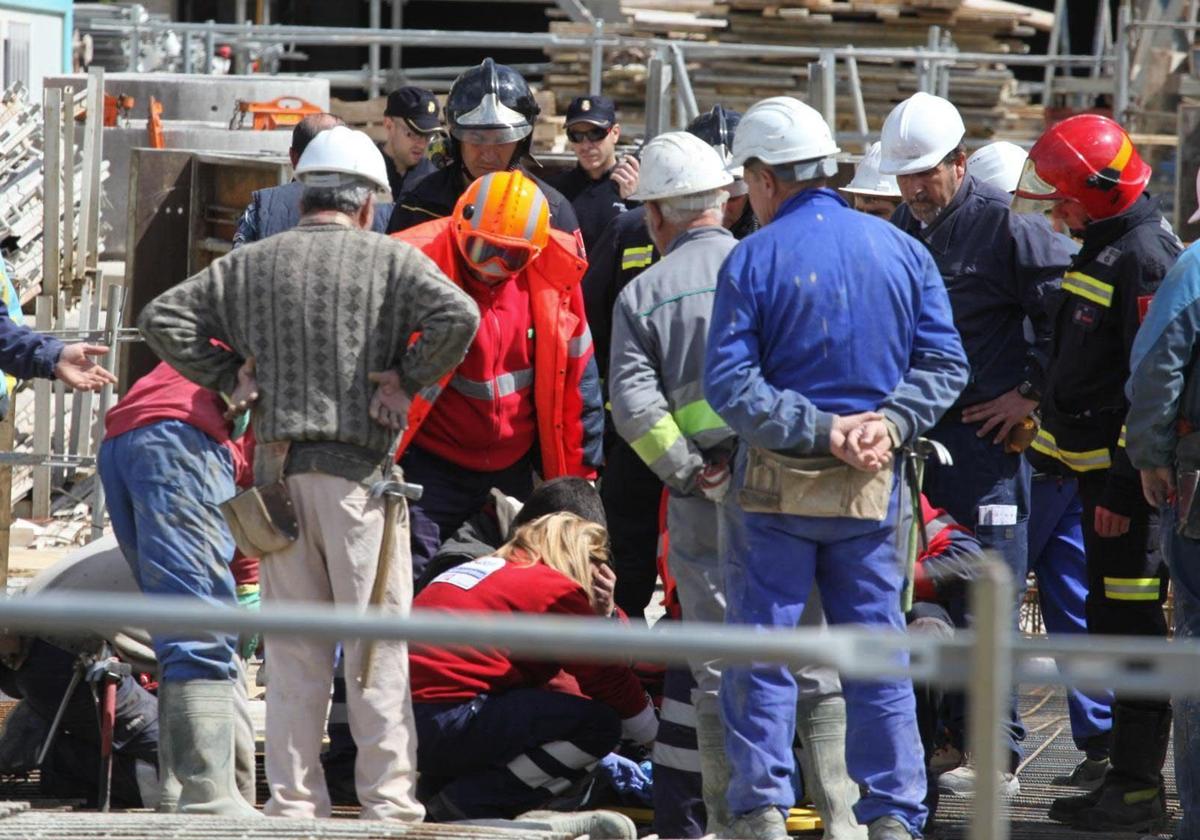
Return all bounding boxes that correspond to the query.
[390,0,403,88]
[368,0,382,99]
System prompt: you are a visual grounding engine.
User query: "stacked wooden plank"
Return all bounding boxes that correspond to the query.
[0,84,106,302]
[542,0,1053,144]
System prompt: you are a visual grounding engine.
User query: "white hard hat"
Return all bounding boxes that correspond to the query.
[966,141,1028,194]
[878,92,966,176]
[629,131,733,203]
[841,142,900,198]
[730,96,840,180]
[294,125,390,192]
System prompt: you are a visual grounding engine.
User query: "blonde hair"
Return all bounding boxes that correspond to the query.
[497,512,610,607]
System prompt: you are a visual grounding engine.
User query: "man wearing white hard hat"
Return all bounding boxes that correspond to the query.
[609,131,855,838]
[879,92,1073,795]
[964,141,1028,195]
[138,125,481,821]
[840,141,901,220]
[704,95,969,840]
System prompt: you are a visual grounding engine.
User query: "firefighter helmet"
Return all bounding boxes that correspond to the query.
[453,171,550,279]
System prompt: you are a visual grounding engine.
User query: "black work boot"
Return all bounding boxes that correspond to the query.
[1048,703,1170,832]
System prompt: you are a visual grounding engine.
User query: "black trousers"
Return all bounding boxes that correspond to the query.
[602,437,663,619]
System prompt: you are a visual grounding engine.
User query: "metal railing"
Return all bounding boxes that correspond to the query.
[81,18,1117,140]
[1,562,1196,840]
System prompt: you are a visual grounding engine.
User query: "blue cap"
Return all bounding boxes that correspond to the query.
[385,86,441,133]
[565,95,616,128]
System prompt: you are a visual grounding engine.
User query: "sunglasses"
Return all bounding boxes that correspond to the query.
[567,125,610,144]
[463,234,535,274]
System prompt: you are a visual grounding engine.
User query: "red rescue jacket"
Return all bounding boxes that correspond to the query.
[392,219,596,479]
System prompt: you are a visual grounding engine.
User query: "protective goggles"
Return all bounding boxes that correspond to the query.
[462,234,536,274]
[567,125,610,144]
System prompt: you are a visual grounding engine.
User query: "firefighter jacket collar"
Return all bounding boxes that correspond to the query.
[1078,193,1158,262]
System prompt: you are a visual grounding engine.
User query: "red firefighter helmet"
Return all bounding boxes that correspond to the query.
[1015,114,1150,220]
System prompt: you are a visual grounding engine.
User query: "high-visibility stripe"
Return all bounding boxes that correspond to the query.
[1103,576,1160,601]
[542,740,600,771]
[1107,135,1134,174]
[1118,424,1127,448]
[924,513,956,541]
[673,398,727,438]
[507,754,564,792]
[660,697,698,728]
[1063,271,1114,308]
[568,326,593,358]
[449,368,534,400]
[1030,429,1112,472]
[630,413,685,466]
[621,245,654,270]
[652,742,701,773]
[417,382,444,402]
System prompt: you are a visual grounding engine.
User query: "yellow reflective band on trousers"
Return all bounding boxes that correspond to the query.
[1030,429,1112,472]
[673,399,727,438]
[1118,424,1127,448]
[622,245,654,271]
[1103,576,1160,601]
[1063,271,1114,308]
[631,413,685,466]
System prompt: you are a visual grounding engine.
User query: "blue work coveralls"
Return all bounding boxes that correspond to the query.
[704,188,968,833]
[1126,240,1200,839]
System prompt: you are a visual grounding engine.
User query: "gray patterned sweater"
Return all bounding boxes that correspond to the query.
[138,219,480,457]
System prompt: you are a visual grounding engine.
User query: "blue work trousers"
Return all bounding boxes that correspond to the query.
[720,450,927,834]
[924,419,1028,763]
[400,445,533,581]
[1162,506,1200,840]
[414,688,620,819]
[1027,476,1113,756]
[98,420,239,683]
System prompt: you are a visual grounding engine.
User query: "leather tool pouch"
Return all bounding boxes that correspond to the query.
[220,482,299,557]
[1175,432,1200,539]
[219,441,299,557]
[738,447,893,521]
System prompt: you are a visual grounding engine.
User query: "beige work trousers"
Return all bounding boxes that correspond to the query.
[260,472,423,822]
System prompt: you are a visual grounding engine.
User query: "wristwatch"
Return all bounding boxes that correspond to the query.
[1016,379,1041,402]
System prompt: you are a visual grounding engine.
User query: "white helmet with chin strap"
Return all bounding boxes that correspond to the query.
[730,96,840,180]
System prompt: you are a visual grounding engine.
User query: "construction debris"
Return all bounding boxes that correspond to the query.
[543,0,1055,144]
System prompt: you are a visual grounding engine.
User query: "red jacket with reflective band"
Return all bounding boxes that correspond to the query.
[392,219,595,479]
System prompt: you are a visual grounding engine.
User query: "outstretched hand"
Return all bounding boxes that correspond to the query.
[224,357,259,421]
[54,343,117,392]
[368,369,412,432]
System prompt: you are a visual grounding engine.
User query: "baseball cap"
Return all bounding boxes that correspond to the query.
[385,86,441,133]
[565,95,616,129]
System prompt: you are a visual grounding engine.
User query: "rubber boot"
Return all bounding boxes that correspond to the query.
[724,805,789,839]
[1049,703,1170,832]
[157,680,260,817]
[696,711,735,836]
[795,695,867,840]
[233,667,257,806]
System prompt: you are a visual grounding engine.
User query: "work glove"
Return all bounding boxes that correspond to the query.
[596,752,653,806]
[237,583,261,660]
[696,455,731,503]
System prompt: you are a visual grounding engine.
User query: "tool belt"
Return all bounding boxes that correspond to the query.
[219,441,300,558]
[1175,431,1200,539]
[738,446,893,521]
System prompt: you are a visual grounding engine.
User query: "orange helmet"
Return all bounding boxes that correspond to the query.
[1015,114,1150,220]
[453,171,550,279]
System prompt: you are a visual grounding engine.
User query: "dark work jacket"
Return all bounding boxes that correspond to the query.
[583,202,758,384]
[386,162,582,243]
[892,174,1074,408]
[1030,194,1182,515]
[232,181,393,247]
[0,316,62,382]
[379,146,437,201]
[547,164,632,255]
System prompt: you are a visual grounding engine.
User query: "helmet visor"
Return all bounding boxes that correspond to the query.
[1013,158,1065,202]
[463,234,536,274]
[452,92,532,144]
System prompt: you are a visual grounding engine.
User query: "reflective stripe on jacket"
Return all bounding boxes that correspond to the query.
[609,225,736,493]
[392,218,601,479]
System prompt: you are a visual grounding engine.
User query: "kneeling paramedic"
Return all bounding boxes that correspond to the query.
[1018,115,1181,832]
[391,170,603,574]
[704,96,968,840]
